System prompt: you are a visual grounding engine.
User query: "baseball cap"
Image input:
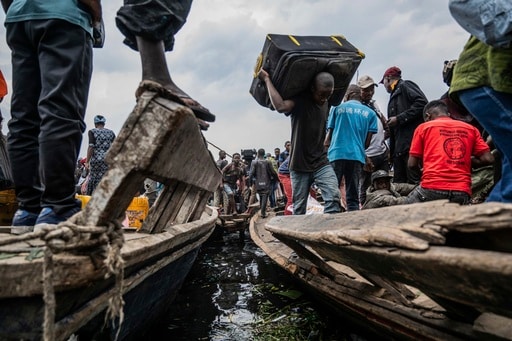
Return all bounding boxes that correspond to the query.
[379,66,402,83]
[343,84,360,101]
[371,170,393,184]
[357,75,377,89]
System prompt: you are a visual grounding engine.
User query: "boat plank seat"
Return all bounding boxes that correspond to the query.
[82,92,221,233]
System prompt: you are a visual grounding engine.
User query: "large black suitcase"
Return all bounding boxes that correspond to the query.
[250,34,365,109]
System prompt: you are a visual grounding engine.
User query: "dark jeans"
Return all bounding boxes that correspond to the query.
[6,20,92,214]
[406,186,470,205]
[331,159,362,211]
[116,0,193,51]
[459,87,512,203]
[269,180,277,207]
[392,152,421,184]
[258,190,269,216]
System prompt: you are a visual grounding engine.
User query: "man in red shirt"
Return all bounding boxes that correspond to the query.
[406,100,494,204]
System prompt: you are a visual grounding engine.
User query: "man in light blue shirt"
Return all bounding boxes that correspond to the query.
[325,84,378,211]
[3,0,95,228]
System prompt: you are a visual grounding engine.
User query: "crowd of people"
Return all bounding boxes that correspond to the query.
[216,28,509,217]
[254,60,501,214]
[213,148,285,217]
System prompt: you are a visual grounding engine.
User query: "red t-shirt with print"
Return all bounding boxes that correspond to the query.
[409,117,489,194]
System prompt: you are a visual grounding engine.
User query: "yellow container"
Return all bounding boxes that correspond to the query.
[0,189,17,225]
[75,194,149,229]
[76,194,91,208]
[125,196,149,229]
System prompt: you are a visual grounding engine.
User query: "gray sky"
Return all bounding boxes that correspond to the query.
[0,0,470,161]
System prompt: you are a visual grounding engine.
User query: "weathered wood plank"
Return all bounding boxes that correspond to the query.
[293,240,512,318]
[0,209,217,298]
[266,201,512,251]
[265,201,512,318]
[83,91,221,228]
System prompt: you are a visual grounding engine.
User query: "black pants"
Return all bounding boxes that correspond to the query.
[116,0,193,51]
[6,20,92,214]
[258,190,269,216]
[393,152,421,184]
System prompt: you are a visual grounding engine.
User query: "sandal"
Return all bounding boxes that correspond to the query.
[136,80,216,122]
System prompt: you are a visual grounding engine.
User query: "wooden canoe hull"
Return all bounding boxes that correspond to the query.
[298,240,512,318]
[265,202,512,319]
[0,207,217,340]
[0,90,222,340]
[77,245,201,340]
[254,206,512,340]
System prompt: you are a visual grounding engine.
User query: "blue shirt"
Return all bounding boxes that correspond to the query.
[5,0,92,36]
[278,157,290,175]
[327,100,378,164]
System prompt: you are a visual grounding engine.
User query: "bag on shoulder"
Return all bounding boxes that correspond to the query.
[449,0,512,48]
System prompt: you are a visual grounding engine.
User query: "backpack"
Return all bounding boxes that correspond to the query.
[253,160,274,192]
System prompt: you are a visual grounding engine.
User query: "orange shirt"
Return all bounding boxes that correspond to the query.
[409,117,489,194]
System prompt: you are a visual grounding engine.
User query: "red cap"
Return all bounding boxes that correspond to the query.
[379,66,401,83]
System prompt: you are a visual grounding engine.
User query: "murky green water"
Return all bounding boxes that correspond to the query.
[147,230,370,341]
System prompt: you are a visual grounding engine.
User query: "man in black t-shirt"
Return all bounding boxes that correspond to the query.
[258,69,341,215]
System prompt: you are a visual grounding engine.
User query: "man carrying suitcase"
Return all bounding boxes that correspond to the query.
[258,69,341,215]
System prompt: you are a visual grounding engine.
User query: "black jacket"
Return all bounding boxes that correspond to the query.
[387,79,428,156]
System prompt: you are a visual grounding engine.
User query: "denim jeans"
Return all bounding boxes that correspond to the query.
[330,159,362,211]
[459,87,512,203]
[291,164,341,215]
[406,186,470,205]
[269,181,277,207]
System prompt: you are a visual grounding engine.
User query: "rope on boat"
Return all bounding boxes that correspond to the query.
[0,216,125,341]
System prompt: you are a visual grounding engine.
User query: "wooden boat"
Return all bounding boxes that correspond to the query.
[215,202,260,238]
[252,201,512,340]
[216,212,253,238]
[0,90,222,340]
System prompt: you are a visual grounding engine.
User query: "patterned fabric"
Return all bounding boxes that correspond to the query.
[87,127,115,195]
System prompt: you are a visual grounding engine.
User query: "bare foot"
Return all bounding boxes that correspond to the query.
[136,80,215,122]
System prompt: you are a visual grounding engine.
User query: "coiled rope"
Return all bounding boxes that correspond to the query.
[0,215,125,341]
